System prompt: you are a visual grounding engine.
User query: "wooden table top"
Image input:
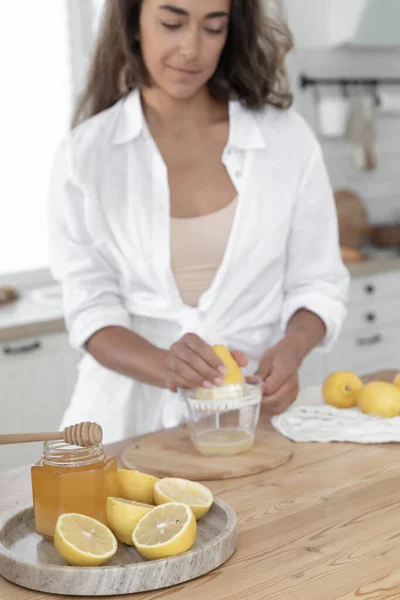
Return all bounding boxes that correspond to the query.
[1,370,400,600]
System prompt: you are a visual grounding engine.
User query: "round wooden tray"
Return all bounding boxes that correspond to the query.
[0,499,236,596]
[121,420,293,481]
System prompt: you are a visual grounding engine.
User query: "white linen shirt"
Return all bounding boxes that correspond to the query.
[48,90,349,443]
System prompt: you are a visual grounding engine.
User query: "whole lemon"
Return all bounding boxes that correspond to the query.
[322,371,363,408]
[357,382,400,418]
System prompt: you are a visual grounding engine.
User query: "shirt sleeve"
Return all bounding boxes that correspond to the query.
[280,143,350,351]
[47,140,132,351]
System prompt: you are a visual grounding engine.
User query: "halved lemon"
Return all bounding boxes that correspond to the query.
[153,478,213,519]
[213,345,244,385]
[106,497,153,546]
[132,502,196,560]
[116,468,159,505]
[54,513,117,567]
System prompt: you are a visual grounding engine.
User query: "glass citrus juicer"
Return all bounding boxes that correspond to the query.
[179,346,263,457]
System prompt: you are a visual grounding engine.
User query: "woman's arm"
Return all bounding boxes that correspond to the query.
[280,143,350,351]
[48,141,133,351]
[255,309,326,414]
[48,142,227,391]
[86,328,238,392]
[86,326,168,387]
[256,140,349,414]
[283,308,327,367]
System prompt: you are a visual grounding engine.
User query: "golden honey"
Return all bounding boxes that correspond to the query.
[31,441,118,539]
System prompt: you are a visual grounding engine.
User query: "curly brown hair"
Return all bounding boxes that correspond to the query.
[72,0,293,127]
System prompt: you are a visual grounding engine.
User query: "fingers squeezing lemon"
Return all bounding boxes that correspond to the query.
[196,345,244,401]
[212,345,244,385]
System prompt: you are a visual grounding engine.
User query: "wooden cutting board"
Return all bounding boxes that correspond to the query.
[121,416,293,481]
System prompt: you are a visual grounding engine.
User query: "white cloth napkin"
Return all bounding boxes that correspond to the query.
[271,385,400,443]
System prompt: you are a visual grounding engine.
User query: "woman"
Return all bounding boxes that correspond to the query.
[48,0,349,444]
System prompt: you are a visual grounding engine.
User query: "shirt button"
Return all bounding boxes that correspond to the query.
[235,170,241,178]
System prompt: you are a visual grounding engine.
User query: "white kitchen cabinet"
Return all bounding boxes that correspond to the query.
[0,332,80,471]
[298,350,326,388]
[326,326,400,374]
[327,269,400,377]
[299,269,400,387]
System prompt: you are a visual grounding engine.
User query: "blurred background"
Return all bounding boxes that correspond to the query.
[1,0,400,470]
[0,1,103,275]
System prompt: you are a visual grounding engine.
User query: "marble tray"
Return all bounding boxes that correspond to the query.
[0,499,236,596]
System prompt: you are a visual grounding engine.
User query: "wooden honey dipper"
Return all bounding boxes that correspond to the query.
[0,422,103,448]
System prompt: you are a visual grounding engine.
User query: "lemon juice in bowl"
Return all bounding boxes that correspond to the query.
[192,427,255,456]
[180,345,262,457]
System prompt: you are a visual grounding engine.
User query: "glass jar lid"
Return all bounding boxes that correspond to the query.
[42,440,105,467]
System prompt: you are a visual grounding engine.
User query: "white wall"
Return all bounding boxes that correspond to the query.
[329,0,368,45]
[0,2,72,275]
[285,0,370,48]
[285,8,400,225]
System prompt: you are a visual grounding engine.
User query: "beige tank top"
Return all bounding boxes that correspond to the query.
[170,198,238,306]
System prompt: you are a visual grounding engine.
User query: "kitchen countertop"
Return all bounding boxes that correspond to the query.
[346,255,400,278]
[1,370,399,600]
[0,284,65,342]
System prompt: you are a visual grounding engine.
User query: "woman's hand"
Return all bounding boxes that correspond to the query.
[254,338,300,415]
[165,333,248,393]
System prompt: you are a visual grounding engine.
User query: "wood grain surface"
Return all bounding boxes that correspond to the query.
[1,370,400,600]
[121,419,293,480]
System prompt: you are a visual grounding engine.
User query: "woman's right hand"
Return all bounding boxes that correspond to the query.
[164,333,248,393]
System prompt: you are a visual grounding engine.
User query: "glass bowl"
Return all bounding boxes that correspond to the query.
[179,379,262,457]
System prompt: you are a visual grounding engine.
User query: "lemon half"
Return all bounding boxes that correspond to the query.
[213,345,243,385]
[154,478,213,519]
[133,502,196,560]
[54,513,117,567]
[106,497,153,545]
[116,468,159,505]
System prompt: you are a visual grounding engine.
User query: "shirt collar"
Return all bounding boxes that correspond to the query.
[227,100,266,151]
[113,90,144,145]
[113,88,266,151]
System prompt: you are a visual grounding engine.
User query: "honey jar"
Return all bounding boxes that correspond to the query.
[31,441,119,539]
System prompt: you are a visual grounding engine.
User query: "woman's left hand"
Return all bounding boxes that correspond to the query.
[253,338,300,415]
